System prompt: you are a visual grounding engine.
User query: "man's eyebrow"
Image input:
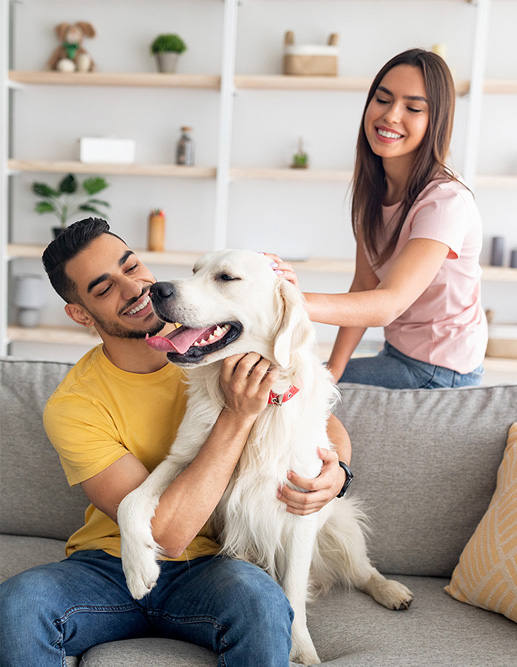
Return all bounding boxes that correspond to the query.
[377,85,428,103]
[87,250,135,293]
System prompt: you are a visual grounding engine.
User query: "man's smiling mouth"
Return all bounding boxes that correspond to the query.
[124,294,151,317]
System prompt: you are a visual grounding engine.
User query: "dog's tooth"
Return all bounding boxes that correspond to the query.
[193,341,200,346]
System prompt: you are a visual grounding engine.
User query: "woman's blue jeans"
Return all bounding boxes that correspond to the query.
[0,550,293,666]
[339,341,484,389]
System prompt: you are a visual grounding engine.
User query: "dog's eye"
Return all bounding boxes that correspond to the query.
[217,273,240,282]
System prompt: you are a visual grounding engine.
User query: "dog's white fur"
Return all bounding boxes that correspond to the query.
[117,249,413,665]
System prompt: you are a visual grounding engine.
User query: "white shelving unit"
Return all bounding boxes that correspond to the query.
[1,0,516,370]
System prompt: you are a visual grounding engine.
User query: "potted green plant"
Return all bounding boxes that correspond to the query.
[291,137,309,169]
[32,173,110,237]
[150,34,187,73]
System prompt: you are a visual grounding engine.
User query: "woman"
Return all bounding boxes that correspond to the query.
[271,48,487,389]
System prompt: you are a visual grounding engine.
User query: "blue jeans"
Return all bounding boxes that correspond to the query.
[0,550,293,667]
[339,342,484,389]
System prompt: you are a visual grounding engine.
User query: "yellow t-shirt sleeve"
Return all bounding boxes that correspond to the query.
[44,392,129,487]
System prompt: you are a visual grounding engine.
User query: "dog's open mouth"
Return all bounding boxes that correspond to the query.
[146,321,242,362]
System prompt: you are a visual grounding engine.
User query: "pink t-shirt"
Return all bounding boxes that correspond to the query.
[371,177,488,374]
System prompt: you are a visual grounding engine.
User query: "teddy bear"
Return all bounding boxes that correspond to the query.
[47,22,96,73]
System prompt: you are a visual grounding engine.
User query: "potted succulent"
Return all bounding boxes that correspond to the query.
[150,34,187,73]
[291,137,309,169]
[32,173,110,237]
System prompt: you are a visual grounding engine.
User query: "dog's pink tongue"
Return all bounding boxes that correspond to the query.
[146,326,210,354]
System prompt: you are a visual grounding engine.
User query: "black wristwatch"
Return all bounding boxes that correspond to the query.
[336,461,353,498]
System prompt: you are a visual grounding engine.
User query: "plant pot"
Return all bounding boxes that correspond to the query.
[155,53,179,73]
[52,227,65,238]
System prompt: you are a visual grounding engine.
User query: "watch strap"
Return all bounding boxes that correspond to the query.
[337,461,353,498]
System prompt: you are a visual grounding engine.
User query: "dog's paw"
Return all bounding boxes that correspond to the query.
[122,544,161,600]
[374,578,414,610]
[290,635,320,666]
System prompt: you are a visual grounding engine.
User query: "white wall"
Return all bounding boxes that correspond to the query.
[7,0,517,360]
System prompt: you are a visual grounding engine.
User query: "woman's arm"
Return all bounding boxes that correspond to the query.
[303,237,450,328]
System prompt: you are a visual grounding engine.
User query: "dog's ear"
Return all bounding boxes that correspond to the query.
[273,279,312,369]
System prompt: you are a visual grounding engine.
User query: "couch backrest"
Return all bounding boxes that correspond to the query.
[0,357,88,541]
[1,357,516,578]
[334,383,516,577]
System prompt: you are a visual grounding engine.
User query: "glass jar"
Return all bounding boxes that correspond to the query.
[176,126,194,166]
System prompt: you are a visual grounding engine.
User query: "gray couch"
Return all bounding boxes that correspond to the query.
[1,356,516,666]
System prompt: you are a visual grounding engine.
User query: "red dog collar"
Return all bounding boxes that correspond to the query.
[268,385,300,406]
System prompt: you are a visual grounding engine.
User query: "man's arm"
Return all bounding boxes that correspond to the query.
[81,353,278,558]
[276,413,352,516]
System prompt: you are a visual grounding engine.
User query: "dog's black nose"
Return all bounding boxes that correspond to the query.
[150,281,176,302]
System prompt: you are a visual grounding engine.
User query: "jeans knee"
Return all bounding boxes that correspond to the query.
[0,569,52,624]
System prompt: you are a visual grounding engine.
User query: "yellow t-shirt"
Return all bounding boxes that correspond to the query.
[43,344,220,561]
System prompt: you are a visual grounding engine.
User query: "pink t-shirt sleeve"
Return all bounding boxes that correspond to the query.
[407,184,469,259]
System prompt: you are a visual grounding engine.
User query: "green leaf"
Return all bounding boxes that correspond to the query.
[82,177,109,196]
[84,198,110,208]
[59,173,78,194]
[35,201,56,214]
[32,182,60,198]
[78,205,109,219]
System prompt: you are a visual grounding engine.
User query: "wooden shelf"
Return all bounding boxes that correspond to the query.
[7,71,488,96]
[235,75,472,96]
[7,325,101,346]
[8,244,517,281]
[9,71,221,90]
[230,167,353,182]
[7,159,216,179]
[8,160,514,188]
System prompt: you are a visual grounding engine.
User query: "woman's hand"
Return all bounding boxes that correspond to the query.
[262,252,300,290]
[277,447,346,515]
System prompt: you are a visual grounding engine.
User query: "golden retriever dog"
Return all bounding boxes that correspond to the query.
[117,249,413,665]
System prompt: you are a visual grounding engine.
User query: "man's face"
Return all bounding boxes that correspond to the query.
[65,233,165,339]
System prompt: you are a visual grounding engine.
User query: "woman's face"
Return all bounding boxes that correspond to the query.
[364,64,430,165]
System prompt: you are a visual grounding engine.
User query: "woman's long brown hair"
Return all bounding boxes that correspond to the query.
[352,48,458,268]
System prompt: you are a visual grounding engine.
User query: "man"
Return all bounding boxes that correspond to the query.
[0,218,351,666]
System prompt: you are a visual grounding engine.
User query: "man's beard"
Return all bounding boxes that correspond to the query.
[90,310,166,340]
[96,318,165,339]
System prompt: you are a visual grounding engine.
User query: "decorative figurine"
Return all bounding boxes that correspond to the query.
[47,22,96,72]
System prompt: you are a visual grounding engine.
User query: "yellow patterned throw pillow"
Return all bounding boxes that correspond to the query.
[445,423,517,622]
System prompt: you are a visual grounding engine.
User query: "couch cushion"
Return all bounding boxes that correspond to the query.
[0,358,89,541]
[77,576,516,666]
[0,534,68,582]
[333,384,517,577]
[445,422,517,621]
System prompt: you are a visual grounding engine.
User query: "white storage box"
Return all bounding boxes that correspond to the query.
[80,138,136,164]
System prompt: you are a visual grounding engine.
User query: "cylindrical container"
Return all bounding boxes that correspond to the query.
[176,126,194,166]
[490,236,505,267]
[14,274,45,327]
[510,250,517,269]
[148,210,165,252]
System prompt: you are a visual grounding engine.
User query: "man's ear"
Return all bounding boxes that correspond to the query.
[64,303,94,328]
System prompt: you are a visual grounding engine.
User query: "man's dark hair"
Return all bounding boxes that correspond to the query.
[42,217,124,303]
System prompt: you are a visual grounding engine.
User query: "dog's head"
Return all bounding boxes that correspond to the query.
[146,249,313,369]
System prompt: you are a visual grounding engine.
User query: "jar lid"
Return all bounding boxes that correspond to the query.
[181,126,192,132]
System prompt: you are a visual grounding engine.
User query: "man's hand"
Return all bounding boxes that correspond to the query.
[220,352,279,421]
[277,447,346,515]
